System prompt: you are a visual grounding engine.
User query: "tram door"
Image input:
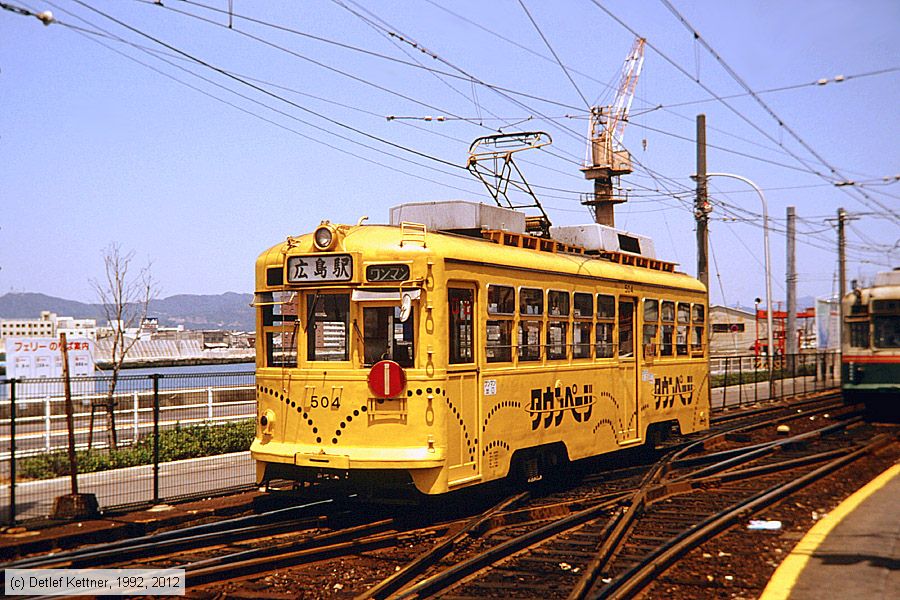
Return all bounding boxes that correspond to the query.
[617,297,640,442]
[446,285,480,485]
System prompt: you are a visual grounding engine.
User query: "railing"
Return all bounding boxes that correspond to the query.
[2,371,257,525]
[1,354,842,525]
[709,350,840,410]
[2,383,255,459]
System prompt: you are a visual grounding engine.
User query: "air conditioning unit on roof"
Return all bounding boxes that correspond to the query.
[549,223,656,258]
[389,201,526,235]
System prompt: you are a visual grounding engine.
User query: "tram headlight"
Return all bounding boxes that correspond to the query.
[314,224,337,251]
[260,409,276,435]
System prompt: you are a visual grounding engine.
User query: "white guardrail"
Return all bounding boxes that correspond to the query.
[1,385,256,460]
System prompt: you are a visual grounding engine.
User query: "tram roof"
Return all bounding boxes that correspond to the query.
[260,223,706,295]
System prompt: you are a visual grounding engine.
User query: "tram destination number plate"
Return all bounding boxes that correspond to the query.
[287,254,353,283]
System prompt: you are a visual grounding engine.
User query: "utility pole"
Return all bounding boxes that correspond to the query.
[786,206,797,357]
[695,114,710,290]
[837,207,847,303]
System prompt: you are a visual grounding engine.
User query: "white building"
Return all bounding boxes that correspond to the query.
[0,311,97,345]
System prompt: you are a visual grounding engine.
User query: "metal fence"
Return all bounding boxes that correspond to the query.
[2,371,256,524]
[709,350,840,410]
[2,353,842,525]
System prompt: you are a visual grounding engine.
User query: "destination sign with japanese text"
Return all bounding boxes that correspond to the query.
[366,264,410,283]
[287,254,353,283]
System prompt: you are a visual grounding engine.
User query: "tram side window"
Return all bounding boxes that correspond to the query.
[307,294,350,361]
[596,294,616,358]
[519,287,543,361]
[520,288,544,315]
[660,301,675,357]
[691,304,706,354]
[676,302,690,355]
[573,292,593,359]
[547,290,570,359]
[488,285,515,314]
[574,293,593,318]
[449,288,474,363]
[487,285,514,363]
[643,299,659,357]
[363,306,414,367]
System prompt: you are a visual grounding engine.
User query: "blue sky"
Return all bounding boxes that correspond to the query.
[2,0,898,307]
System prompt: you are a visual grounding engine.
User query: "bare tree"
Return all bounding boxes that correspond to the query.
[90,243,157,450]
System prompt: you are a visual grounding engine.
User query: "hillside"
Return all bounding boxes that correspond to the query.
[0,292,254,331]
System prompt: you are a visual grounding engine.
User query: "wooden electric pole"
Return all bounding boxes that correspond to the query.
[837,207,847,302]
[786,206,797,357]
[695,114,710,290]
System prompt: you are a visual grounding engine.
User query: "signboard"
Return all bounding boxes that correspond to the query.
[366,263,410,283]
[815,298,840,349]
[5,337,95,379]
[367,360,406,398]
[286,254,353,284]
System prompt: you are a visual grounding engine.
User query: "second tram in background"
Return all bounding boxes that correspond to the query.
[250,201,710,496]
[842,268,900,418]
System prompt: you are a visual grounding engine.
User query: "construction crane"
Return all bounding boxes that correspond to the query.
[581,37,646,227]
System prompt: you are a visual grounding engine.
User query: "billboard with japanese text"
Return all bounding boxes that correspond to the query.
[5,337,95,379]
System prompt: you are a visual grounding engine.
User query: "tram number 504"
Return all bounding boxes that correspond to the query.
[309,395,340,409]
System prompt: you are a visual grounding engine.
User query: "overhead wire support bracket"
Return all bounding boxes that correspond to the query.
[466,131,553,236]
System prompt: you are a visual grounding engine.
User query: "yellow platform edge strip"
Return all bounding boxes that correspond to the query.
[759,462,900,600]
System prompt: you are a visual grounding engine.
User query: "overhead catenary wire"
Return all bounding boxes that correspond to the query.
[516,0,591,109]
[41,2,490,200]
[655,0,900,223]
[5,0,894,278]
[591,0,900,223]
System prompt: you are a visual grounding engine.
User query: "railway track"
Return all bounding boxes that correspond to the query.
[6,393,895,599]
[353,407,893,600]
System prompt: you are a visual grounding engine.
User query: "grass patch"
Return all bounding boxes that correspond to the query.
[711,362,817,388]
[18,419,254,481]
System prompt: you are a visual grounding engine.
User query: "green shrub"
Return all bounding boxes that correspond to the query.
[17,419,255,481]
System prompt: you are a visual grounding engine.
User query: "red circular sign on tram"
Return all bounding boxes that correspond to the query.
[368,360,406,398]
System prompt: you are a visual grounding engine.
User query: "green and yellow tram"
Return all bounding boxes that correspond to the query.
[842,269,900,417]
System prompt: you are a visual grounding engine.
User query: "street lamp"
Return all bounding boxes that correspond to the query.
[705,172,775,392]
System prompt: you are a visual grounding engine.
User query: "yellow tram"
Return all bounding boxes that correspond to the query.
[251,201,710,495]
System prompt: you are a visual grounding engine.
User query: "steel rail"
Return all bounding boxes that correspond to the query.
[566,406,861,599]
[4,497,335,569]
[356,492,528,600]
[666,415,862,484]
[597,433,895,599]
[391,495,627,599]
[186,520,420,586]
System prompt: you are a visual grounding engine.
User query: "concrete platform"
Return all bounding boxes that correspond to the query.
[761,462,900,599]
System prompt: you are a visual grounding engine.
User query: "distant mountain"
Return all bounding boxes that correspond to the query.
[0,292,254,331]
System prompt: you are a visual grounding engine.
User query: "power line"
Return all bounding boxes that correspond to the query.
[656,0,900,223]
[70,0,471,172]
[660,66,900,109]
[40,0,494,198]
[516,0,591,109]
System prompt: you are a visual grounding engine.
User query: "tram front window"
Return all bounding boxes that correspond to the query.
[363,306,415,367]
[307,293,350,361]
[873,316,900,348]
[848,321,869,348]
